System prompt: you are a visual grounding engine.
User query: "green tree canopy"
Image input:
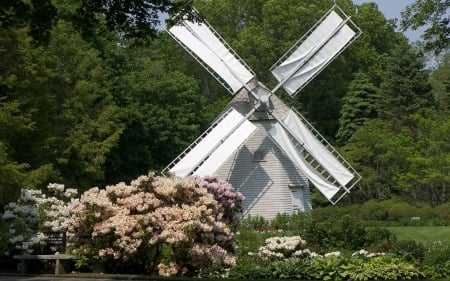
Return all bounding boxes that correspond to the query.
[401,0,450,55]
[336,72,380,144]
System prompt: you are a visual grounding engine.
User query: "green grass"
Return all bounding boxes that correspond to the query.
[386,226,450,243]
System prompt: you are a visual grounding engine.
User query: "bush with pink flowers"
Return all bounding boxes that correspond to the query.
[67,174,243,276]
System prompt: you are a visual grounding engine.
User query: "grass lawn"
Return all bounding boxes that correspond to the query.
[386,226,450,243]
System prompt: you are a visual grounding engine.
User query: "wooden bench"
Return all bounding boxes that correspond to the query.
[13,254,76,275]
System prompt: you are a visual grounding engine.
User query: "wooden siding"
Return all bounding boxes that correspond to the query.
[214,120,312,220]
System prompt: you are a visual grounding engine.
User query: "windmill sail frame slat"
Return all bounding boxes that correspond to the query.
[270,5,362,97]
[167,16,255,95]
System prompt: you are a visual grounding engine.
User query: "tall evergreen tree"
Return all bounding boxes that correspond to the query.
[337,72,380,144]
[379,42,433,124]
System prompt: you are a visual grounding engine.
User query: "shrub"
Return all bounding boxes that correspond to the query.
[364,227,396,247]
[67,174,243,276]
[316,215,367,251]
[360,200,389,220]
[421,260,450,279]
[423,240,450,265]
[344,256,423,280]
[434,202,450,220]
[1,184,78,255]
[228,255,273,279]
[239,215,269,231]
[367,239,425,262]
[387,201,419,221]
[312,204,361,223]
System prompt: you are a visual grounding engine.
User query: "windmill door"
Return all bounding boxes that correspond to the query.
[289,185,304,212]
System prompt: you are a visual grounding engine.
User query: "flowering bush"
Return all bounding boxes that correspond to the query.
[67,174,243,276]
[196,175,244,228]
[1,184,78,255]
[254,236,322,259]
[231,234,424,280]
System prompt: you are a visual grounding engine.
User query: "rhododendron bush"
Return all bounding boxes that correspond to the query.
[2,184,78,255]
[67,174,243,275]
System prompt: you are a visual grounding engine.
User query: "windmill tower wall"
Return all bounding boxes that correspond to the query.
[214,120,312,220]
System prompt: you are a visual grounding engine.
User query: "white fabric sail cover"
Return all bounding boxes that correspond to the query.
[169,109,256,177]
[194,117,257,176]
[271,11,357,96]
[169,20,254,94]
[269,123,340,200]
[283,109,354,186]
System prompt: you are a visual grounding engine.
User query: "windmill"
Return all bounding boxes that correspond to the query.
[162,5,362,219]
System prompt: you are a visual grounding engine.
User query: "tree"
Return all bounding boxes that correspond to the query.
[0,100,32,208]
[401,0,450,55]
[430,53,450,111]
[336,72,380,144]
[0,0,57,43]
[379,42,433,123]
[1,0,194,44]
[0,21,124,192]
[396,112,450,206]
[343,120,401,201]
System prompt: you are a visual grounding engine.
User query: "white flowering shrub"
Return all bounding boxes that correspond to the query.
[67,174,243,276]
[1,184,78,255]
[255,236,323,259]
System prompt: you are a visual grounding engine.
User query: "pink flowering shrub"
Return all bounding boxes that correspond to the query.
[67,174,243,275]
[196,175,244,228]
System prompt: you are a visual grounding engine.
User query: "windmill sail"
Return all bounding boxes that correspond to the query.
[163,108,257,177]
[271,5,361,96]
[282,109,355,187]
[269,108,360,204]
[168,17,255,95]
[269,123,340,200]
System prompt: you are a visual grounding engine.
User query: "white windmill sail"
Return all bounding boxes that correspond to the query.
[282,109,355,187]
[168,16,255,95]
[269,108,360,203]
[194,117,256,176]
[271,5,361,97]
[269,123,340,200]
[163,108,257,177]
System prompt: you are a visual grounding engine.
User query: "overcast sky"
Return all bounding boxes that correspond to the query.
[352,0,425,42]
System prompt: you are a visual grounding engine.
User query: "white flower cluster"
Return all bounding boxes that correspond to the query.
[352,249,386,258]
[2,183,78,254]
[256,236,314,259]
[252,236,346,260]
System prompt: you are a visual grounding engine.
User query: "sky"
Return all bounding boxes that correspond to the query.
[352,0,425,42]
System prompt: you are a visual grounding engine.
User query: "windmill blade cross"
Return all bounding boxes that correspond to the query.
[165,4,362,206]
